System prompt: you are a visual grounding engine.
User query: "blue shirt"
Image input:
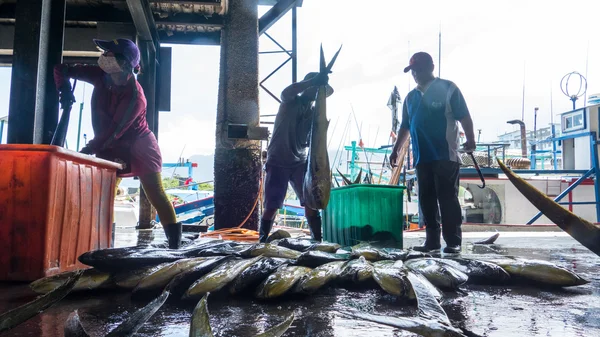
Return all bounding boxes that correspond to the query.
[400,78,470,166]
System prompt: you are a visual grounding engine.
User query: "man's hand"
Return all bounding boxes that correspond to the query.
[389,150,398,167]
[59,90,76,109]
[462,139,476,153]
[310,73,329,87]
[80,146,93,155]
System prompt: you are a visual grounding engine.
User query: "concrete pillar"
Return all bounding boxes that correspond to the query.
[7,0,66,144]
[137,40,158,230]
[214,0,261,230]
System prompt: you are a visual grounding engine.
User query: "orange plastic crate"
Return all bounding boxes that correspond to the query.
[0,144,122,281]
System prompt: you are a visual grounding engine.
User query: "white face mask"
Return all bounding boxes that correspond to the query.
[98,55,122,74]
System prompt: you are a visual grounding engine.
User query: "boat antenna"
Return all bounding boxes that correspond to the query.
[171,144,187,179]
[585,39,590,105]
[407,40,411,92]
[350,103,373,182]
[331,113,351,172]
[438,21,441,77]
[521,61,526,122]
[327,115,340,149]
[550,82,554,125]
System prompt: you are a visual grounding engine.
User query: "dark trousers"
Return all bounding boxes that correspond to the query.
[416,160,462,246]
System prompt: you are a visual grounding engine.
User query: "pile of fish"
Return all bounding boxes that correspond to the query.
[1,234,589,336]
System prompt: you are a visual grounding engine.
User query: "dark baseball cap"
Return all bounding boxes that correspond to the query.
[94,38,141,69]
[403,52,434,73]
[304,72,334,97]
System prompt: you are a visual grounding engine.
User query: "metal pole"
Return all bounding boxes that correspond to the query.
[552,124,557,170]
[438,22,441,78]
[534,107,538,140]
[8,0,63,144]
[291,6,297,83]
[585,40,589,106]
[521,61,525,122]
[0,120,4,143]
[351,140,357,180]
[407,40,411,92]
[590,132,600,222]
[43,0,67,145]
[76,102,83,151]
[532,107,538,169]
[526,168,594,224]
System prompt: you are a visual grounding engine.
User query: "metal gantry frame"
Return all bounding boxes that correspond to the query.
[258,5,298,105]
[525,130,600,224]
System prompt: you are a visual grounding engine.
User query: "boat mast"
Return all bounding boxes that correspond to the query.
[521,61,526,122]
[438,22,441,77]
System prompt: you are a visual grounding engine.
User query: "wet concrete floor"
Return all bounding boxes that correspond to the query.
[1,229,599,337]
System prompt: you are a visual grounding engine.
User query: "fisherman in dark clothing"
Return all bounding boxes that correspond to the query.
[390,52,476,254]
[259,72,333,243]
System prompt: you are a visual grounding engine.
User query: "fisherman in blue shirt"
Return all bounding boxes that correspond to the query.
[390,52,476,254]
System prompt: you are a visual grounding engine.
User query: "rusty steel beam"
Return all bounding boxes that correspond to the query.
[126,0,159,50]
[150,0,220,5]
[0,3,133,23]
[258,0,297,35]
[157,30,220,45]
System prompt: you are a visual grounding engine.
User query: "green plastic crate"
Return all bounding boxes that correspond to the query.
[322,184,405,248]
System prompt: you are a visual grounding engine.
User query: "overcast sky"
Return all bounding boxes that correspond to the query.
[1,0,599,164]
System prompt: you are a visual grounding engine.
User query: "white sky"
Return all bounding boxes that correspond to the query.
[1,0,599,164]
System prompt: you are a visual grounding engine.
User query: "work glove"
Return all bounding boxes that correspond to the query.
[80,146,93,155]
[59,89,76,109]
[462,139,476,153]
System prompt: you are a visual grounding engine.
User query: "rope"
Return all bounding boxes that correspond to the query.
[200,173,264,241]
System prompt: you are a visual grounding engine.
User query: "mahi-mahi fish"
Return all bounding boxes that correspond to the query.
[497,158,600,257]
[341,270,466,337]
[29,268,111,294]
[0,270,82,333]
[190,294,214,337]
[303,44,342,210]
[64,290,170,337]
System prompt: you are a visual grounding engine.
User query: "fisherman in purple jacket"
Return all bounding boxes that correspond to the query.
[54,38,182,249]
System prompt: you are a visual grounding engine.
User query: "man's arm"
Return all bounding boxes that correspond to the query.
[54,64,104,108]
[280,73,328,103]
[449,85,476,151]
[390,100,411,166]
[86,89,145,153]
[459,114,476,150]
[54,64,103,90]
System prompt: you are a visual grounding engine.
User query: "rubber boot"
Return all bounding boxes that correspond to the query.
[413,226,441,252]
[259,219,274,243]
[164,222,182,249]
[306,215,322,242]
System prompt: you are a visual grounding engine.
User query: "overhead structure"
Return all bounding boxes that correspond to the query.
[0,0,226,66]
[1,0,304,230]
[258,0,303,105]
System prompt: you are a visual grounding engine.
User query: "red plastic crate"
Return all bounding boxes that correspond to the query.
[0,145,122,281]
